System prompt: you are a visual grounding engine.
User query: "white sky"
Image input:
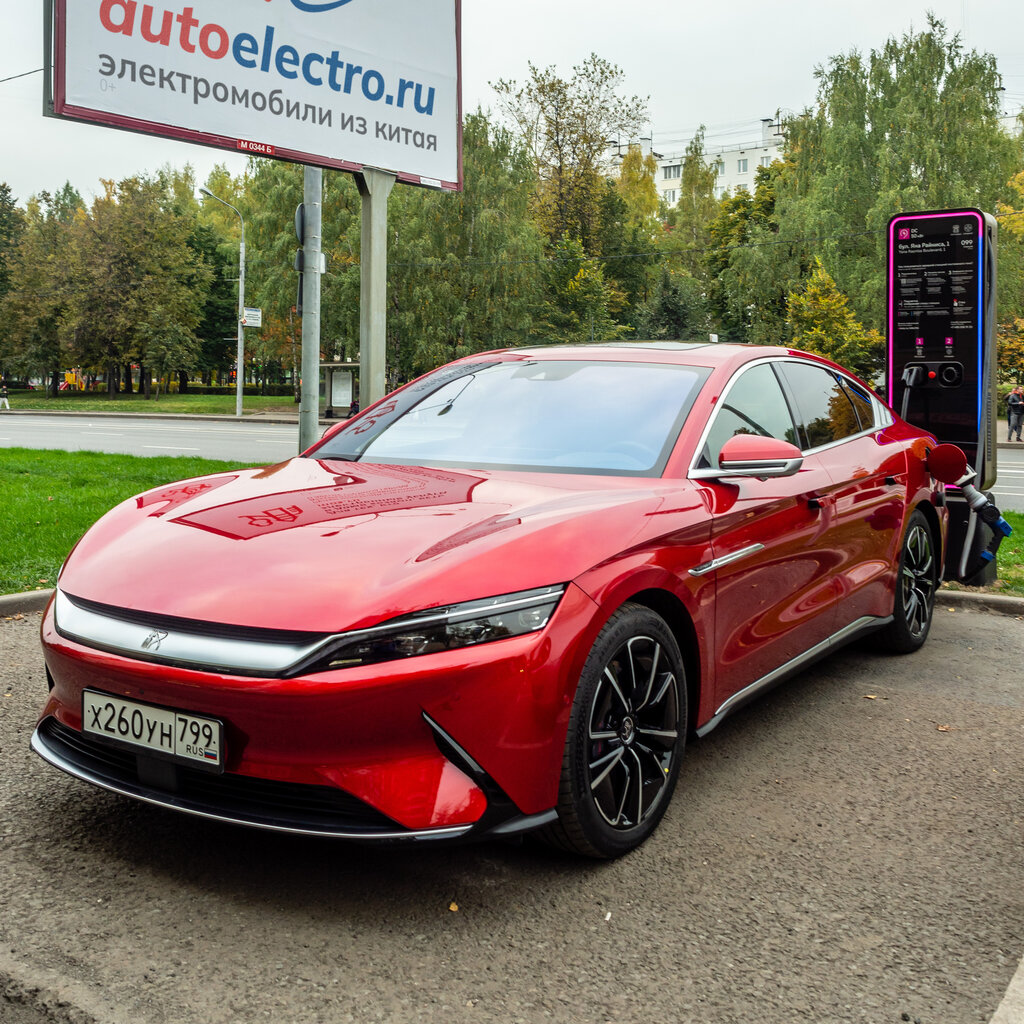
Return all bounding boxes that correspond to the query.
[2,0,1022,206]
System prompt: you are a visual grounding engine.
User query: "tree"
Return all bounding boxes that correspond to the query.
[493,54,647,249]
[0,183,25,374]
[664,128,719,279]
[0,185,82,393]
[786,259,884,380]
[64,176,211,396]
[780,16,1021,331]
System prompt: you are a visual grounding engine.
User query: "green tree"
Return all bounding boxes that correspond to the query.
[0,185,83,393]
[786,259,884,380]
[780,15,1020,330]
[0,182,26,375]
[493,54,647,250]
[64,176,211,396]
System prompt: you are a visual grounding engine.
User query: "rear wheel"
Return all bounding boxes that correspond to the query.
[878,510,937,654]
[541,603,686,858]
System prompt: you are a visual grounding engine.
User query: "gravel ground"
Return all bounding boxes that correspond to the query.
[1,603,1022,1024]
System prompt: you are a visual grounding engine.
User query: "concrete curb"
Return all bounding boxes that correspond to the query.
[0,590,53,617]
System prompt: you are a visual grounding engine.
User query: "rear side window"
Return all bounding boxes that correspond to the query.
[842,379,876,431]
[697,362,799,469]
[779,362,863,450]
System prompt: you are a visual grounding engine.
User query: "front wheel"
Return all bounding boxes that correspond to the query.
[878,509,938,654]
[541,603,687,858]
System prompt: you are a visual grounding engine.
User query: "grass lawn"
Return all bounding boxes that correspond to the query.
[5,391,299,416]
[0,448,248,596]
[1,447,1022,599]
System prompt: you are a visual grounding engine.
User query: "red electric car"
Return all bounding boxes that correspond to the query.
[34,343,949,857]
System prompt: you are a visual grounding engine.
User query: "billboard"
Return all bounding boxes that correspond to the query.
[46,0,462,191]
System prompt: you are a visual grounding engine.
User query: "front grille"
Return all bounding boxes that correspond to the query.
[36,718,410,837]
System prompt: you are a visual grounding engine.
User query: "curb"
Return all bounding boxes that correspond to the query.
[0,590,53,617]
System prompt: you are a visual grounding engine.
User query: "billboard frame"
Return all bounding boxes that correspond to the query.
[42,0,463,192]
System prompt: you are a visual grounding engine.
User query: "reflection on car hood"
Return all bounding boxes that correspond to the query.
[58,458,704,633]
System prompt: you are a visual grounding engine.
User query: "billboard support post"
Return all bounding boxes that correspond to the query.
[356,168,396,409]
[299,165,323,453]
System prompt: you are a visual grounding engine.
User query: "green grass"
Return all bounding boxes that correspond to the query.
[1,448,1022,599]
[0,448,248,596]
[6,391,298,416]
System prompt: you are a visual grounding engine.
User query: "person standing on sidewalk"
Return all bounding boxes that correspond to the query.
[0,383,10,411]
[1008,386,1024,442]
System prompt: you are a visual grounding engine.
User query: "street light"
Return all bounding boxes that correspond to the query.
[199,186,246,418]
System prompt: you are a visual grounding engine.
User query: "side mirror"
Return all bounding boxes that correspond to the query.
[693,433,804,480]
[926,442,969,485]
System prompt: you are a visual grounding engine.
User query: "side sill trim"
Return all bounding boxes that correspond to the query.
[30,727,473,842]
[695,614,893,738]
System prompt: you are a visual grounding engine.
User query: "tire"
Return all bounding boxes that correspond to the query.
[541,603,687,859]
[877,510,938,654]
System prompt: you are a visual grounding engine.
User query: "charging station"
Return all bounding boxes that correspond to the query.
[886,208,1001,584]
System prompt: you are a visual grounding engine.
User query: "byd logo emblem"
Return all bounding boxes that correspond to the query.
[288,0,356,11]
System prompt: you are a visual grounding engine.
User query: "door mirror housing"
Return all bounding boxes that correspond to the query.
[693,434,805,480]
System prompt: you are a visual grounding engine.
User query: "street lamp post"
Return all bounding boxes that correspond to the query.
[199,187,246,418]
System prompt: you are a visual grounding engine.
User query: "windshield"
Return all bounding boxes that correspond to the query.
[315,360,710,476]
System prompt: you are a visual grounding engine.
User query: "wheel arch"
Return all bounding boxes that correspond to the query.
[621,588,701,738]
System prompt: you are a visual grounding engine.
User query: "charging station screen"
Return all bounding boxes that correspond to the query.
[887,210,984,461]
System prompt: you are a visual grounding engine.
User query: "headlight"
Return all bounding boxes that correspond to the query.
[321,585,566,669]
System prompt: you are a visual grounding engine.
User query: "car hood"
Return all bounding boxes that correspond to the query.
[59,458,706,633]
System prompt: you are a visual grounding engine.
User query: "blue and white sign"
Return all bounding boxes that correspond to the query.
[49,0,463,190]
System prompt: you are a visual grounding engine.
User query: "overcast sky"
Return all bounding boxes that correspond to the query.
[2,0,1022,206]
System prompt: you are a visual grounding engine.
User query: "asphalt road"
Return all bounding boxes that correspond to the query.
[995,443,1024,512]
[2,603,1022,1024]
[0,413,302,464]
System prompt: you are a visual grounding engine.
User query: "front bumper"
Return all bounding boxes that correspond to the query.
[35,585,599,839]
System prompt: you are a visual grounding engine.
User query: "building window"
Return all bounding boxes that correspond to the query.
[715,160,725,176]
[663,164,682,180]
[760,155,773,168]
[737,158,748,173]
[664,189,677,204]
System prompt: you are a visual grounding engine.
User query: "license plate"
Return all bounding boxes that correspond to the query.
[82,690,224,772]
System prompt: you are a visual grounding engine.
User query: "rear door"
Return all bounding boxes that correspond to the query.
[777,361,905,627]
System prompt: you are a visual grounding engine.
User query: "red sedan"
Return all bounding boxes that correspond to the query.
[34,344,949,857]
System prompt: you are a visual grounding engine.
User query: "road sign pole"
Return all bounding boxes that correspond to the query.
[299,165,323,452]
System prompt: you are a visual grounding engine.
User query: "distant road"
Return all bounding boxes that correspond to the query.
[0,414,302,463]
[994,445,1024,513]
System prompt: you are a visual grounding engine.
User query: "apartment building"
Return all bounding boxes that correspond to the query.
[657,118,782,206]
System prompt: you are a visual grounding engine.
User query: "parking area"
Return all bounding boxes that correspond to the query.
[1,602,1022,1024]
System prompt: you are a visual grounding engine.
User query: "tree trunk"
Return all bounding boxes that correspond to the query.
[107,364,117,398]
[49,368,60,398]
[178,370,189,394]
[141,363,151,399]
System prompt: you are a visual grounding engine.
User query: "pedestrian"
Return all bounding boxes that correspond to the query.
[1008,386,1024,442]
[0,383,9,411]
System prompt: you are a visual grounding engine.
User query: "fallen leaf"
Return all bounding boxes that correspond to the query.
[448,902,458,913]
[863,695,877,700]
[937,725,952,732]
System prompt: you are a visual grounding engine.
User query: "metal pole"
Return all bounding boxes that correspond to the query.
[236,225,245,418]
[199,187,245,418]
[355,167,396,408]
[298,165,323,452]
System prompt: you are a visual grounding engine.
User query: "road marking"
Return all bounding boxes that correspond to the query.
[142,445,201,451]
[989,953,1024,1023]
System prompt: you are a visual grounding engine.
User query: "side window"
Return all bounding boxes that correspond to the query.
[842,378,876,431]
[699,362,799,468]
[780,362,861,450]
